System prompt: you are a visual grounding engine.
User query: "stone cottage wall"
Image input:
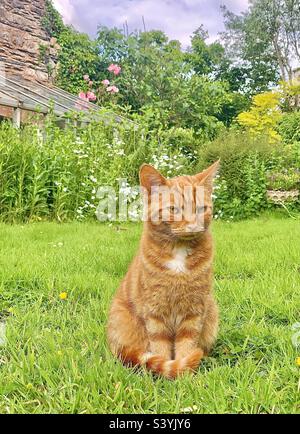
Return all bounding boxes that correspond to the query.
[0,0,58,83]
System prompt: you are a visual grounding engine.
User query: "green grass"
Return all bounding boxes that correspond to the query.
[0,215,299,414]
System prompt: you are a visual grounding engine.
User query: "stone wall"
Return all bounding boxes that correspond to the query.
[0,0,58,83]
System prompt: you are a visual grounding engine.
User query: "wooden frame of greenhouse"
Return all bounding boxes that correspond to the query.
[0,71,125,127]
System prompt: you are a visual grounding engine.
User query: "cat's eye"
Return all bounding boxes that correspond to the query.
[169,206,180,214]
[196,206,208,214]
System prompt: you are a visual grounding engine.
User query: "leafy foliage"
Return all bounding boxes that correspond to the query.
[47,20,252,138]
[237,92,282,142]
[278,112,300,143]
[56,29,101,95]
[2,0,297,224]
[2,112,299,223]
[43,0,65,38]
[95,28,232,139]
[221,3,280,94]
[197,129,300,218]
[0,114,203,222]
[267,168,300,191]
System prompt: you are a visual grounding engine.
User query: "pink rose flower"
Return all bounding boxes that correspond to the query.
[107,85,119,94]
[107,64,121,75]
[102,79,110,86]
[83,74,89,81]
[113,65,121,75]
[78,91,88,100]
[87,91,97,101]
[88,80,93,87]
[108,64,116,73]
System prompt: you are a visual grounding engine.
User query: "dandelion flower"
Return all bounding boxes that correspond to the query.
[59,292,68,300]
[296,357,300,366]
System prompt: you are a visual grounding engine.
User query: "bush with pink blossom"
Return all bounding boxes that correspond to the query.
[77,63,122,107]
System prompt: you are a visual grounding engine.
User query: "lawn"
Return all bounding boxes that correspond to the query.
[0,215,299,414]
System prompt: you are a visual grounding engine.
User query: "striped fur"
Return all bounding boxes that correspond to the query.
[119,348,204,379]
[107,161,220,379]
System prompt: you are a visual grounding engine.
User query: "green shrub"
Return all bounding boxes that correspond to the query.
[0,115,299,223]
[212,152,268,219]
[0,115,199,223]
[278,112,300,144]
[158,127,202,154]
[197,130,281,218]
[0,117,145,222]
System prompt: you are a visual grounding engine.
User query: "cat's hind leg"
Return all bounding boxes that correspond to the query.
[198,299,219,356]
[107,297,148,360]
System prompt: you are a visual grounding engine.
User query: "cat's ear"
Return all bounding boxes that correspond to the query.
[139,164,166,192]
[195,160,220,192]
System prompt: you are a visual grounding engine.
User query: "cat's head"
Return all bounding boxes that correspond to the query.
[139,161,219,240]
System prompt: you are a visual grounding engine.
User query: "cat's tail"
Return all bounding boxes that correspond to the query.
[118,348,203,379]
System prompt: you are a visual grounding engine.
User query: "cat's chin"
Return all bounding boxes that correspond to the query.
[173,232,205,241]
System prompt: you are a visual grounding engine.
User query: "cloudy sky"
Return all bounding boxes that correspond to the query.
[53,0,249,46]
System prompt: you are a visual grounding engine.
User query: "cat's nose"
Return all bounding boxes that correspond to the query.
[185,224,203,233]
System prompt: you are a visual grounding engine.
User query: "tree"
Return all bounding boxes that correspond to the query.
[49,3,247,134]
[186,26,225,76]
[221,2,281,94]
[186,26,252,123]
[249,0,300,81]
[95,28,231,137]
[222,0,300,86]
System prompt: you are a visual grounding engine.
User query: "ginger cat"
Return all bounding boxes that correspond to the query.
[107,161,220,379]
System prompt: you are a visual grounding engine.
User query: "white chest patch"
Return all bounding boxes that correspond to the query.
[166,247,189,273]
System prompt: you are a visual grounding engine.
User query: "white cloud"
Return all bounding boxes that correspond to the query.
[52,0,76,26]
[52,0,249,46]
